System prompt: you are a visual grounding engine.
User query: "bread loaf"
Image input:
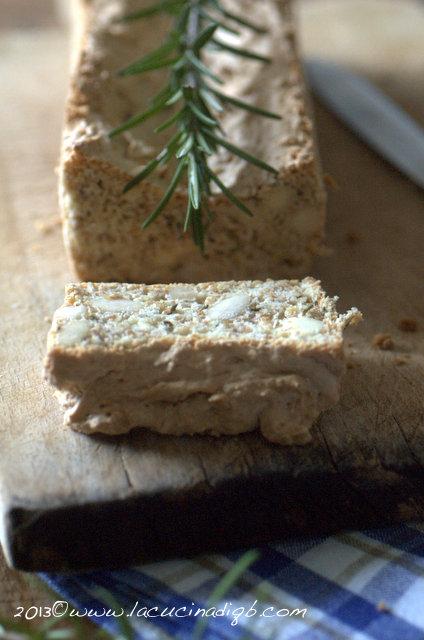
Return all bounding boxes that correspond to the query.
[60,0,326,283]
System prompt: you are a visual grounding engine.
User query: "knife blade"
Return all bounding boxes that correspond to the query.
[305,59,424,190]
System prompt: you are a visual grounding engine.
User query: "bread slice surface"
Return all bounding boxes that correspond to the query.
[45,278,360,444]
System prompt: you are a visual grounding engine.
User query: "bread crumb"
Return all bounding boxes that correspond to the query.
[346,232,361,244]
[346,361,357,369]
[377,601,391,613]
[398,318,418,333]
[323,173,339,190]
[372,333,394,351]
[157,165,169,179]
[34,215,61,235]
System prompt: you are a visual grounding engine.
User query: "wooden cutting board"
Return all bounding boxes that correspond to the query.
[1,0,423,572]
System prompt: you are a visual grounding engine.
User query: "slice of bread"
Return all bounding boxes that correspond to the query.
[60,0,326,283]
[44,278,360,444]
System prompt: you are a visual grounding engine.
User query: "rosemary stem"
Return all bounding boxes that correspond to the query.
[186,0,201,47]
[184,0,204,218]
[184,0,202,91]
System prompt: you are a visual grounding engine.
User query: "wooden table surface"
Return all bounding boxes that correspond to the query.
[1,0,423,624]
[0,0,70,622]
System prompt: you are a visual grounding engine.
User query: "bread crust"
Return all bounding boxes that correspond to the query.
[60,0,326,283]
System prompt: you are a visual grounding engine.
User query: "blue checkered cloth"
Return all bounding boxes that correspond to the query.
[41,523,424,639]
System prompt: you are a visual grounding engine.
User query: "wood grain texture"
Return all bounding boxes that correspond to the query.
[0,0,423,572]
[0,563,51,619]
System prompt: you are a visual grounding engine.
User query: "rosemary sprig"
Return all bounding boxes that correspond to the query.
[110,0,281,250]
